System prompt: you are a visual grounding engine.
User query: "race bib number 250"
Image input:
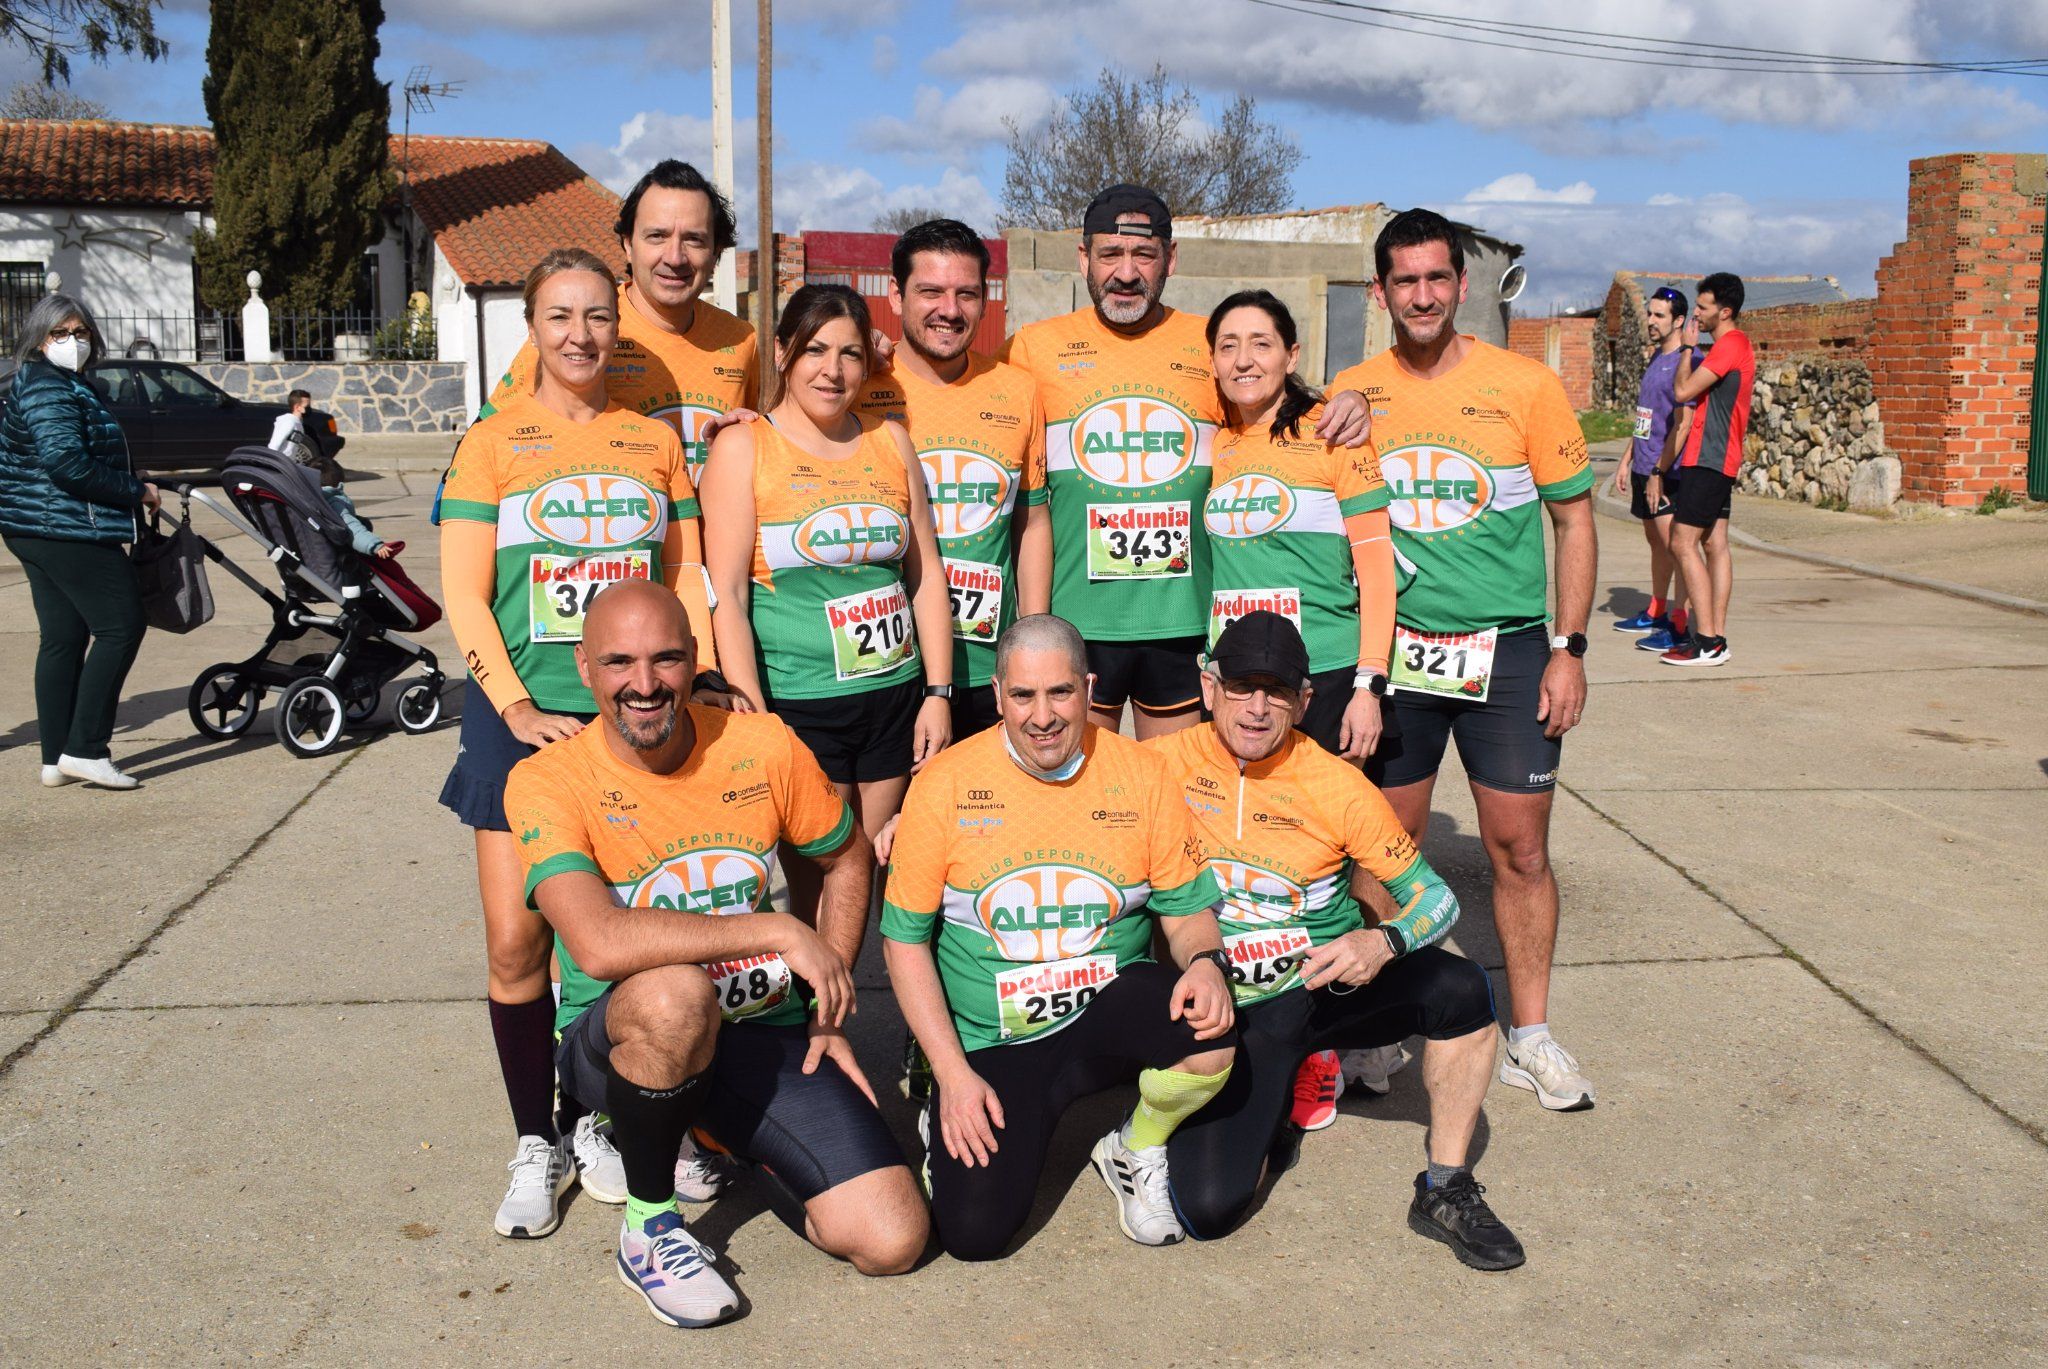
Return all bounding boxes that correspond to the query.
[994,954,1117,1040]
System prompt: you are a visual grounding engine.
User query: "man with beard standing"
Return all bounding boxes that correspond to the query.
[1001,186,1373,740]
[859,220,1051,739]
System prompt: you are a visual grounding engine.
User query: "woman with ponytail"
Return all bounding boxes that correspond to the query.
[1203,290,1395,759]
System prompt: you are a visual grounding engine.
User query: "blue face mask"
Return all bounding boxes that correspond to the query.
[1002,723,1085,781]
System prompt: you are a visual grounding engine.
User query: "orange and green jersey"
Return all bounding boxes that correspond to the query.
[1330,340,1592,634]
[505,706,855,1033]
[440,394,697,712]
[1206,403,1390,674]
[748,416,922,701]
[1000,307,1222,641]
[1147,725,1458,1006]
[485,291,759,478]
[881,724,1221,1051]
[855,355,1045,687]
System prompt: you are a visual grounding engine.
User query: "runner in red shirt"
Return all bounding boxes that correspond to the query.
[1657,272,1751,666]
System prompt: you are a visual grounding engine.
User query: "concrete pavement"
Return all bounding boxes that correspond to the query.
[1,472,2044,1364]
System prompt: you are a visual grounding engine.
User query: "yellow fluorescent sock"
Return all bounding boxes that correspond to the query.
[1125,1064,1234,1150]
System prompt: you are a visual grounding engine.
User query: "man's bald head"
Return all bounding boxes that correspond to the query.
[576,582,696,753]
[581,578,694,659]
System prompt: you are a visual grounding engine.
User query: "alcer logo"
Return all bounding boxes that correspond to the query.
[919,449,1013,539]
[627,849,768,914]
[1204,474,1295,537]
[649,403,722,468]
[795,503,908,566]
[1073,396,1199,487]
[974,864,1121,961]
[1212,858,1306,925]
[526,474,659,546]
[1380,445,1495,534]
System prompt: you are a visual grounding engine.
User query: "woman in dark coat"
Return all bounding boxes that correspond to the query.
[0,293,159,788]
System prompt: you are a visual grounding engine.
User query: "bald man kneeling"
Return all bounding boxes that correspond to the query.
[504,582,927,1329]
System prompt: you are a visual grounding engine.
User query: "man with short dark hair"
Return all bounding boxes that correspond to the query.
[1000,186,1372,740]
[1328,207,1600,1114]
[484,159,758,477]
[1611,288,1694,652]
[1655,272,1750,666]
[858,220,1051,740]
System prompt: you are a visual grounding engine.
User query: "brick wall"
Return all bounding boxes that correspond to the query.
[1740,300,1875,362]
[1871,153,2046,506]
[1507,315,1597,409]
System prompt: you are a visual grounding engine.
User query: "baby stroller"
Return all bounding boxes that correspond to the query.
[177,446,446,757]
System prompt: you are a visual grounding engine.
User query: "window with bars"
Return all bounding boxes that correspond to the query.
[1,261,45,348]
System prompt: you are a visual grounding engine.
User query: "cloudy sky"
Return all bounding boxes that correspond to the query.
[14,0,2048,309]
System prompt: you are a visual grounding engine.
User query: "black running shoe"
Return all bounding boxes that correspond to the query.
[1407,1172,1526,1271]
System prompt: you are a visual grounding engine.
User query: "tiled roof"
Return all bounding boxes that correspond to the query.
[1615,270,1848,310]
[0,120,214,207]
[0,120,621,288]
[400,136,621,289]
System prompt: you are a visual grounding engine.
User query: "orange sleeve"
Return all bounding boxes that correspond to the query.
[1345,507,1394,673]
[880,762,953,934]
[775,722,856,855]
[1338,769,1421,884]
[1141,750,1213,912]
[739,330,761,411]
[1021,384,1047,502]
[437,427,529,715]
[1526,370,1594,495]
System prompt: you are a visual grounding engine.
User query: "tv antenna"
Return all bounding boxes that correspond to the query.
[398,66,463,299]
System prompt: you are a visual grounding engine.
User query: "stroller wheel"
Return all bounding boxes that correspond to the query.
[189,664,260,739]
[275,677,348,757]
[394,680,443,734]
[344,688,381,725]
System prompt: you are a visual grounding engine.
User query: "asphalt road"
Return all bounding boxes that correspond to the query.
[1,469,2043,1365]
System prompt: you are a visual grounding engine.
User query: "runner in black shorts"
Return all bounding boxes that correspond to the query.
[1086,634,1206,720]
[1330,210,1599,1113]
[507,584,926,1328]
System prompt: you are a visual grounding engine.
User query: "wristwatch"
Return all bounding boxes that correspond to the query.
[1379,924,1406,958]
[1353,669,1389,697]
[1191,948,1232,979]
[1549,632,1588,658]
[923,684,955,699]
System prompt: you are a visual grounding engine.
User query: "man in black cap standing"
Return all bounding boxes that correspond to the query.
[1001,185,1374,741]
[1145,611,1524,1269]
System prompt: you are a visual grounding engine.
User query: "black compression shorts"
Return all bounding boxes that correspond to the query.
[1086,636,1204,714]
[1365,626,1562,794]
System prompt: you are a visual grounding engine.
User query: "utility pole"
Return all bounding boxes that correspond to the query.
[754,0,775,400]
[709,0,737,313]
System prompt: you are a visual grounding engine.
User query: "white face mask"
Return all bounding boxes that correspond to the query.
[43,336,87,372]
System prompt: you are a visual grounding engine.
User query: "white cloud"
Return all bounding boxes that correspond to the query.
[871,36,899,77]
[575,110,1000,236]
[1439,190,1904,311]
[1462,173,1598,205]
[860,77,1060,164]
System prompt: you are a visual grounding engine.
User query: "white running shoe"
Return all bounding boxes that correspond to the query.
[616,1210,739,1327]
[493,1133,574,1238]
[1499,1031,1596,1112]
[1090,1124,1184,1247]
[1339,1043,1408,1097]
[571,1113,629,1205]
[39,764,75,788]
[674,1131,733,1203]
[56,755,138,789]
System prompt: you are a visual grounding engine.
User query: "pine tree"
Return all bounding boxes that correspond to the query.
[194,1,390,314]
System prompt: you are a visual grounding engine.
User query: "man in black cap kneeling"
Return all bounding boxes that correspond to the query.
[1145,611,1526,1269]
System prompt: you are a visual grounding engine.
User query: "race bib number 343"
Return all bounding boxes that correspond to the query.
[1086,502,1191,581]
[528,551,652,643]
[1389,626,1496,702]
[994,954,1117,1040]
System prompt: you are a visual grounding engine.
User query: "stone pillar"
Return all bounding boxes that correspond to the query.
[241,270,275,363]
[1871,153,2047,506]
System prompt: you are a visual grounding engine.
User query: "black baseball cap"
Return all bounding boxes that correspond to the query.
[1083,184,1171,240]
[1208,611,1310,690]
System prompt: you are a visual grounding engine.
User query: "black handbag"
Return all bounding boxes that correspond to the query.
[130,504,216,633]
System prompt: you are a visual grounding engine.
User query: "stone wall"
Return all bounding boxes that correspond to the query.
[1743,357,1900,511]
[196,361,468,434]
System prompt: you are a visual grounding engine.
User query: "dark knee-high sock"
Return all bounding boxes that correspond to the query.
[605,1056,707,1225]
[488,996,559,1142]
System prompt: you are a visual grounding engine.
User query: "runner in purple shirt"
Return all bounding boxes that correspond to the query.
[1609,286,1694,649]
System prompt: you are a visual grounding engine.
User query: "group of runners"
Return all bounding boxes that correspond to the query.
[1609,274,1753,661]
[435,161,1607,1326]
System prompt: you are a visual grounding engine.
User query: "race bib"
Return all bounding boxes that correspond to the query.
[1086,502,1191,581]
[945,558,1004,642]
[704,951,793,1023]
[1224,926,1314,1002]
[1208,588,1303,650]
[1633,406,1653,440]
[528,551,652,643]
[994,954,1117,1041]
[823,582,918,681]
[1389,626,1497,702]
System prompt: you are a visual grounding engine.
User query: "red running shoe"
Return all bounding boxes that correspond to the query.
[1290,1049,1344,1131]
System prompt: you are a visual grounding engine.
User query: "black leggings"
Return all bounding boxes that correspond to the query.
[1166,947,1495,1241]
[6,535,146,764]
[927,961,1234,1261]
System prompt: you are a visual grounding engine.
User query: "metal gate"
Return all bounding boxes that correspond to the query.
[0,261,45,347]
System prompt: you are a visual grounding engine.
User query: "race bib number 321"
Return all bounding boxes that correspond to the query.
[1389,626,1496,702]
